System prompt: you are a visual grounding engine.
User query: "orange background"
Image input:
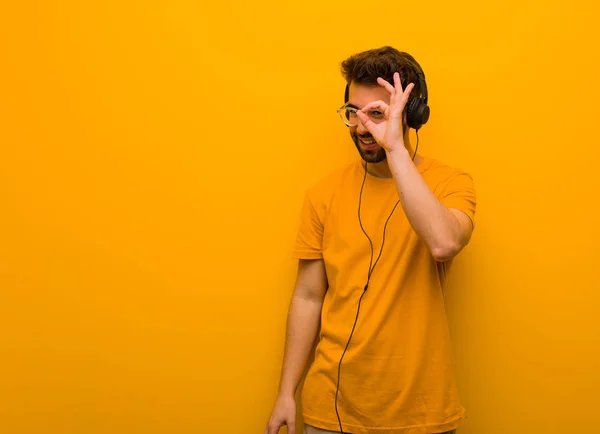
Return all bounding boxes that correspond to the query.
[1,1,599,433]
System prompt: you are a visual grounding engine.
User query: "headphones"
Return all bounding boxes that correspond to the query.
[344,60,430,131]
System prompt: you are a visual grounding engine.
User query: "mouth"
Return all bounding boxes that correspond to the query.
[359,137,378,150]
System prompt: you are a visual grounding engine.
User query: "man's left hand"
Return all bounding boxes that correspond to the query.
[356,72,415,154]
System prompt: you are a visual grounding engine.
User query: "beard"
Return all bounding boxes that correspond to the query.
[351,132,387,163]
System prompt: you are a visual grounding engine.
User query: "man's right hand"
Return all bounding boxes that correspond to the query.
[265,394,297,434]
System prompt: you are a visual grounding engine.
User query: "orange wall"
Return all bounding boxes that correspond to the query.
[0,1,598,433]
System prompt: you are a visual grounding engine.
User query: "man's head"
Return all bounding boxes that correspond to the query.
[340,46,425,163]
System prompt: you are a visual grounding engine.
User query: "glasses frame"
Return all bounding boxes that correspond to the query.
[336,103,385,127]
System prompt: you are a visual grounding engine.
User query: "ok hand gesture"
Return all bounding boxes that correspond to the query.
[356,72,414,153]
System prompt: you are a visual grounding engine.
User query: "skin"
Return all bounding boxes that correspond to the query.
[265,72,473,434]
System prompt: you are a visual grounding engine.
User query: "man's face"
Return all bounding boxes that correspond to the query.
[347,82,391,164]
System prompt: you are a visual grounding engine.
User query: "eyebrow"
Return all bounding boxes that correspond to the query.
[346,103,381,112]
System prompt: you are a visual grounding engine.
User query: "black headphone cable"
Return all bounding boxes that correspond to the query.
[334,139,418,434]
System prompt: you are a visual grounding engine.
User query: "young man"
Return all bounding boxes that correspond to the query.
[265,46,476,434]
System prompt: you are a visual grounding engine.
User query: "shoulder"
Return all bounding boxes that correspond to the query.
[421,156,475,194]
[306,160,359,200]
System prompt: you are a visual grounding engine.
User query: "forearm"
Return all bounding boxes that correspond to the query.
[386,148,463,260]
[277,295,323,397]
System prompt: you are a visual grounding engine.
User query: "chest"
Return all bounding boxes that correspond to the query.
[321,181,420,267]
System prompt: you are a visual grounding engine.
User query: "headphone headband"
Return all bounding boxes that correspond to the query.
[409,60,428,104]
[344,62,427,103]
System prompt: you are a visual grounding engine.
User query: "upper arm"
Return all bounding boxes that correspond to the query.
[293,259,328,302]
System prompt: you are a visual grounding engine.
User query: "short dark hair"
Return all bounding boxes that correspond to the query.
[341,46,423,99]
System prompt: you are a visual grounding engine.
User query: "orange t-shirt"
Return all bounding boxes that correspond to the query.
[292,156,476,434]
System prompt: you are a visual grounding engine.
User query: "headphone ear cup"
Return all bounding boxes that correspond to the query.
[406,98,420,130]
[406,97,430,130]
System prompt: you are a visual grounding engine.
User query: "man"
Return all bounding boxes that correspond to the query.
[265,46,476,434]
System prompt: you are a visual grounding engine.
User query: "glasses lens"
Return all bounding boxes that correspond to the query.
[338,106,357,126]
[337,106,386,126]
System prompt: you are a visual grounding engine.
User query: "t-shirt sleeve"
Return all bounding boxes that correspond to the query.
[291,191,324,259]
[440,170,477,228]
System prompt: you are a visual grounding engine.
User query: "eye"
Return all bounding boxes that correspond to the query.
[369,109,384,118]
[346,108,358,118]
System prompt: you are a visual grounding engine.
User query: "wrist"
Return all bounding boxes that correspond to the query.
[278,384,296,398]
[386,145,410,159]
[277,390,296,401]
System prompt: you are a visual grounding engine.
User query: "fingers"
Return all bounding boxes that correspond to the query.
[356,111,384,143]
[265,419,281,434]
[266,420,294,434]
[393,71,402,92]
[361,100,389,114]
[356,110,375,130]
[394,72,416,102]
[379,73,415,106]
[377,77,395,94]
[403,82,415,100]
[393,72,411,96]
[379,72,404,96]
[266,416,296,434]
[266,425,278,434]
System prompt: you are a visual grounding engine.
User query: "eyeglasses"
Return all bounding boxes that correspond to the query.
[336,103,386,127]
